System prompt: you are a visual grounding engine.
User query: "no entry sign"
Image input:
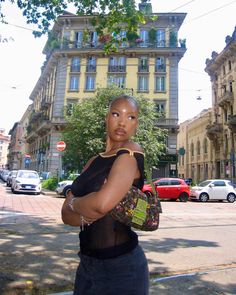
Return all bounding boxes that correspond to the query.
[56,141,66,151]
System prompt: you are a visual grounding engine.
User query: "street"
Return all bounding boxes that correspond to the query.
[0,181,236,294]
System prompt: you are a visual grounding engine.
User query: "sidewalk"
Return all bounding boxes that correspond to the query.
[1,185,236,294]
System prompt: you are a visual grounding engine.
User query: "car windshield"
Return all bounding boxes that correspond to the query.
[197,180,212,187]
[18,172,39,179]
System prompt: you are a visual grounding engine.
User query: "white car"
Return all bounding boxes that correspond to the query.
[11,170,42,195]
[55,173,79,197]
[190,179,236,203]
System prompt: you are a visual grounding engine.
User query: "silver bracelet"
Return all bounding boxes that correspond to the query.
[68,197,77,212]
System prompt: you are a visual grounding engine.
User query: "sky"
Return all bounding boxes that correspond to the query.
[0,0,236,134]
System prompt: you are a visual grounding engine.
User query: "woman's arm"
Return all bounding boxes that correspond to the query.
[71,152,140,218]
[61,191,97,226]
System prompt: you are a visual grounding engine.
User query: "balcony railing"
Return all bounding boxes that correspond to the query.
[108,65,126,73]
[218,91,234,107]
[86,65,96,72]
[156,118,178,128]
[138,65,149,72]
[206,122,223,141]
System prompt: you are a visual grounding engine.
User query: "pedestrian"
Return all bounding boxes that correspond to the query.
[61,94,149,295]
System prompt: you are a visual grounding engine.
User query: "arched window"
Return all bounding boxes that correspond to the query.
[191,143,194,157]
[203,138,208,154]
[197,140,201,155]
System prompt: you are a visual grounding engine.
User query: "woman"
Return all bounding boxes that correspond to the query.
[61,95,149,295]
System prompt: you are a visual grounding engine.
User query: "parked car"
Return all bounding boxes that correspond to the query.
[11,170,42,194]
[55,173,80,197]
[183,178,193,186]
[142,177,190,202]
[1,169,10,182]
[6,170,18,187]
[190,179,236,203]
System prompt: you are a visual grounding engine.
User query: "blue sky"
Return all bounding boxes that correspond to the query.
[0,0,236,133]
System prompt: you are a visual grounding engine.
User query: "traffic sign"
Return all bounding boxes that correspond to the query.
[56,141,66,151]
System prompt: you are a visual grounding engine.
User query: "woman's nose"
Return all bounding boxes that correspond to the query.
[118,116,125,126]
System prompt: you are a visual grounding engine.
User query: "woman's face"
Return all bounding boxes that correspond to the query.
[106,98,138,144]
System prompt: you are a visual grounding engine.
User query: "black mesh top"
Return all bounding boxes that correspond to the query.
[71,148,145,259]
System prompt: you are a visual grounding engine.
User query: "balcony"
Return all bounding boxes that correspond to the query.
[206,122,223,141]
[108,65,126,73]
[138,65,149,73]
[228,115,236,133]
[157,118,179,133]
[218,91,234,107]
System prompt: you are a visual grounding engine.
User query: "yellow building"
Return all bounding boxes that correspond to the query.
[0,128,10,169]
[178,26,236,183]
[23,6,186,176]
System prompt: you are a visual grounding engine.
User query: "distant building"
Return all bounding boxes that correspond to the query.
[0,128,10,169]
[177,26,236,183]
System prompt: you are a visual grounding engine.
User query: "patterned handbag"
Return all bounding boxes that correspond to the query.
[110,185,162,231]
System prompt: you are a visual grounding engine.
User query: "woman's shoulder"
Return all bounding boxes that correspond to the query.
[81,155,98,172]
[117,141,144,156]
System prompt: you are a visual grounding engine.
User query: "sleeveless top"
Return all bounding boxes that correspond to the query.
[71,148,145,259]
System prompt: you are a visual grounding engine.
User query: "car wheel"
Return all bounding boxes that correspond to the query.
[199,193,209,202]
[11,187,16,194]
[227,193,235,203]
[179,192,189,202]
[63,186,72,197]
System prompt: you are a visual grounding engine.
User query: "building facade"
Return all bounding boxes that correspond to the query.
[0,128,10,169]
[12,6,186,176]
[177,26,236,183]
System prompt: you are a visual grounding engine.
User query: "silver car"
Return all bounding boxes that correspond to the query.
[11,170,42,195]
[6,170,18,187]
[190,179,236,203]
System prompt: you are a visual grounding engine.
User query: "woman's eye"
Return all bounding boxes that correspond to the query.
[112,112,119,117]
[128,115,136,120]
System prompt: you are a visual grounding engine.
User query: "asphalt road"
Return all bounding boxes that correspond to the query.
[0,181,236,294]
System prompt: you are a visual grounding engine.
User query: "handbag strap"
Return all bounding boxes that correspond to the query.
[144,159,163,213]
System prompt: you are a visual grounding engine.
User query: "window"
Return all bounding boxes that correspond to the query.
[66,99,78,115]
[138,76,148,92]
[203,138,208,154]
[156,180,169,186]
[170,180,181,185]
[222,65,226,75]
[197,140,201,155]
[75,31,83,48]
[155,57,165,71]
[154,100,165,115]
[138,57,149,72]
[212,180,226,187]
[109,56,126,72]
[140,30,149,47]
[86,56,96,72]
[228,60,232,71]
[155,75,166,92]
[85,75,96,91]
[108,75,125,88]
[190,143,194,157]
[156,29,165,47]
[71,57,80,72]
[69,76,79,91]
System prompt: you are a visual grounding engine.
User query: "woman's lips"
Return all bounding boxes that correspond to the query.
[115,128,126,135]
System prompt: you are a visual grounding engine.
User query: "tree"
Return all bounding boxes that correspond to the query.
[62,86,167,173]
[1,1,153,51]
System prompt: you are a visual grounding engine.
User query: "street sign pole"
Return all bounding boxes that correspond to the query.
[56,141,66,183]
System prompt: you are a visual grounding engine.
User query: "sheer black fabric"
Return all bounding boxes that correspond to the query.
[71,148,145,259]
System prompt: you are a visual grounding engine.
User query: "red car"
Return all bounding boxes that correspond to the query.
[142,177,190,202]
